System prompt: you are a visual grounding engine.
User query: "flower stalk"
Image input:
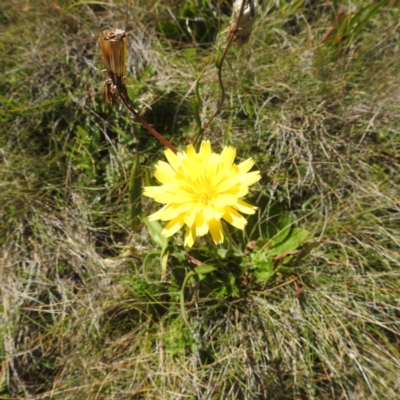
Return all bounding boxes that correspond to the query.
[194,0,258,144]
[99,29,178,154]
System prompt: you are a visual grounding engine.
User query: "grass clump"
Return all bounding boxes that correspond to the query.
[1,0,400,399]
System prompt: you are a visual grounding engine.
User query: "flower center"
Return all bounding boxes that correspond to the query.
[193,178,216,206]
[199,191,213,205]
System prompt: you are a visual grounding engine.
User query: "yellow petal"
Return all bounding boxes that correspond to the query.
[237,158,255,174]
[157,192,194,204]
[150,204,178,221]
[186,144,196,157]
[165,149,181,171]
[212,194,237,208]
[162,214,185,237]
[202,204,214,221]
[174,170,194,187]
[219,146,236,170]
[156,160,175,173]
[212,206,225,220]
[236,185,249,197]
[215,176,238,193]
[208,219,224,244]
[195,212,209,236]
[182,151,203,180]
[217,184,241,196]
[155,203,195,221]
[184,212,196,228]
[147,204,168,221]
[238,171,261,186]
[184,224,196,247]
[154,162,176,184]
[233,199,257,215]
[228,164,239,176]
[222,206,247,230]
[199,140,212,160]
[212,164,239,188]
[206,155,219,182]
[143,185,166,199]
[150,194,178,204]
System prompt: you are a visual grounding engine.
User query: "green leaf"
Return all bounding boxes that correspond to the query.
[142,251,161,281]
[194,265,216,275]
[246,197,287,242]
[244,96,254,119]
[269,227,310,257]
[224,273,240,297]
[141,215,168,255]
[291,0,304,13]
[272,213,293,245]
[217,247,228,258]
[336,13,352,40]
[250,252,274,282]
[350,1,387,42]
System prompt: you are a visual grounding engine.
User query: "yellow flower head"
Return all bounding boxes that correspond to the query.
[143,141,261,247]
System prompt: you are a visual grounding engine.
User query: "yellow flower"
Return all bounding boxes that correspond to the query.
[143,141,261,247]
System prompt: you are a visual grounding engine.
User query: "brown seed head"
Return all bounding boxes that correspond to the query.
[99,29,127,84]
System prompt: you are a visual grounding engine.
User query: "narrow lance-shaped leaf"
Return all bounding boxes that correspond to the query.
[348,1,388,45]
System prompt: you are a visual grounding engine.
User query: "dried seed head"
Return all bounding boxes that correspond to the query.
[99,29,127,84]
[102,79,119,105]
[227,0,259,46]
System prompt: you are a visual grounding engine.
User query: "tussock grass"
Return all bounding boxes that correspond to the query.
[1,0,400,399]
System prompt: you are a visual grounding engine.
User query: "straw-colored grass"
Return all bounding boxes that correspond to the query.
[1,1,399,399]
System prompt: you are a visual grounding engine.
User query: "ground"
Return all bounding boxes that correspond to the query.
[1,1,399,399]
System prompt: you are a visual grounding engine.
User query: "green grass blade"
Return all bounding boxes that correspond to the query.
[129,154,142,230]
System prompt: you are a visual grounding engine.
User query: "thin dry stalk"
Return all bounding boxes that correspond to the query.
[194,0,258,144]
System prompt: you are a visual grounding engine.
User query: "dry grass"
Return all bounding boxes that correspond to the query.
[1,0,400,399]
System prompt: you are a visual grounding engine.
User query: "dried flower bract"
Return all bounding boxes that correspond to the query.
[99,29,127,84]
[102,79,119,105]
[226,0,259,46]
[99,29,127,105]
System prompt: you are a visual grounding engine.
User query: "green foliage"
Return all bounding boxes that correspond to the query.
[1,0,400,398]
[155,0,219,46]
[163,198,312,322]
[141,215,169,256]
[164,317,194,356]
[129,153,142,229]
[318,1,388,62]
[67,125,101,180]
[249,251,275,282]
